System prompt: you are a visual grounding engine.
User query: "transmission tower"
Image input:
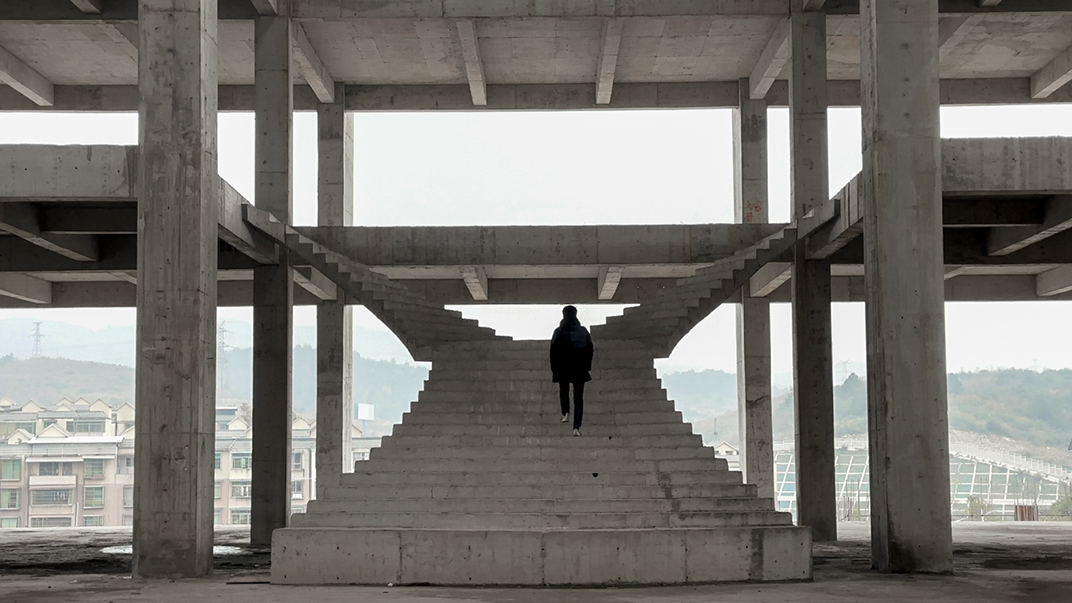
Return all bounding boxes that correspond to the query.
[30,322,44,358]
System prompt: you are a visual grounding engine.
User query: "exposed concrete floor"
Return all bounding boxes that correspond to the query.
[2,522,1071,602]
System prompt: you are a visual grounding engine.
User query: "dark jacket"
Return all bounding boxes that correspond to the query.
[550,318,594,383]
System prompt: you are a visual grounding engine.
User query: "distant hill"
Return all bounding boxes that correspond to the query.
[0,355,135,406]
[0,348,428,425]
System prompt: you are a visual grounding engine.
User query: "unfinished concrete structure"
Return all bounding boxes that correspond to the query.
[1,0,1071,584]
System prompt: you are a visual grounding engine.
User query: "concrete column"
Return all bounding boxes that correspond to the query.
[251,4,294,547]
[316,83,354,496]
[789,1,837,542]
[133,0,218,578]
[861,0,952,573]
[733,78,774,501]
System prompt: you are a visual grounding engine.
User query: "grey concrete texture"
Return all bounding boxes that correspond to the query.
[132,0,219,579]
[3,523,1072,601]
[860,0,952,574]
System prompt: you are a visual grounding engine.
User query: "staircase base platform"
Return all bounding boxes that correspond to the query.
[271,526,811,585]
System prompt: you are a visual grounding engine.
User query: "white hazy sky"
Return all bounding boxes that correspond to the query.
[1,104,1071,375]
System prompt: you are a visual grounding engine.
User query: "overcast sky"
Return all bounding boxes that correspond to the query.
[1,104,1071,375]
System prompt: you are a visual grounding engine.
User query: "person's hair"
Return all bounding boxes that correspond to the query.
[560,305,580,328]
[562,305,578,318]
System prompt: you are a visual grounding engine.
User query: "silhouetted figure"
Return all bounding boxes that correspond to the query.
[550,305,594,436]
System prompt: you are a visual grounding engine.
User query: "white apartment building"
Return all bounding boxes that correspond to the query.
[0,398,377,529]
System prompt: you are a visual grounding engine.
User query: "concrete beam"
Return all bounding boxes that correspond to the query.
[748,19,790,100]
[1037,265,1072,296]
[595,19,623,105]
[597,266,623,300]
[0,203,99,261]
[291,0,792,19]
[0,273,51,304]
[0,42,54,107]
[978,0,1004,6]
[297,223,783,268]
[6,79,1072,112]
[456,20,486,106]
[1031,43,1072,99]
[218,180,279,264]
[294,266,337,300]
[803,0,827,7]
[292,24,335,104]
[460,265,489,301]
[0,145,137,201]
[806,178,863,260]
[749,262,792,298]
[250,0,279,14]
[938,15,983,61]
[69,0,103,13]
[987,196,1072,256]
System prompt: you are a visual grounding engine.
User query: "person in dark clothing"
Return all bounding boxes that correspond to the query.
[550,305,594,436]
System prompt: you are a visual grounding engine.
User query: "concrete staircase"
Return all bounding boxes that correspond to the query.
[592,204,836,357]
[244,206,822,585]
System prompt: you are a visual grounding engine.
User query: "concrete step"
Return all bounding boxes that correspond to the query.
[412,389,674,404]
[271,525,812,584]
[306,496,773,515]
[389,422,697,437]
[432,359,656,372]
[290,510,793,530]
[429,368,658,380]
[368,445,715,462]
[398,410,684,425]
[351,457,726,474]
[374,433,704,449]
[334,473,746,491]
[407,399,678,414]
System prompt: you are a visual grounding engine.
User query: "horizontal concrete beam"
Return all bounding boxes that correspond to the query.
[3,272,1071,309]
[0,272,51,304]
[0,42,54,107]
[987,195,1072,256]
[0,145,137,200]
[4,79,1072,112]
[1037,265,1072,296]
[295,223,785,268]
[292,0,791,19]
[943,138,1072,194]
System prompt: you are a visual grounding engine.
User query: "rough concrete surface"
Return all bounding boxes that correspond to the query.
[2,523,1072,602]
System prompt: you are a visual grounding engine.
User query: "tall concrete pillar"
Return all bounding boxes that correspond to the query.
[789,1,836,542]
[860,0,952,573]
[733,78,774,501]
[316,83,354,496]
[133,0,218,577]
[251,4,294,547]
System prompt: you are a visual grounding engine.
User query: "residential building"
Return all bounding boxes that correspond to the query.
[0,399,375,529]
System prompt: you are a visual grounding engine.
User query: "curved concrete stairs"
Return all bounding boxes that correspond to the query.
[243,206,835,585]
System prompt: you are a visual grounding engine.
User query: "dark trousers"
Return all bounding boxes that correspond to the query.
[559,381,584,429]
